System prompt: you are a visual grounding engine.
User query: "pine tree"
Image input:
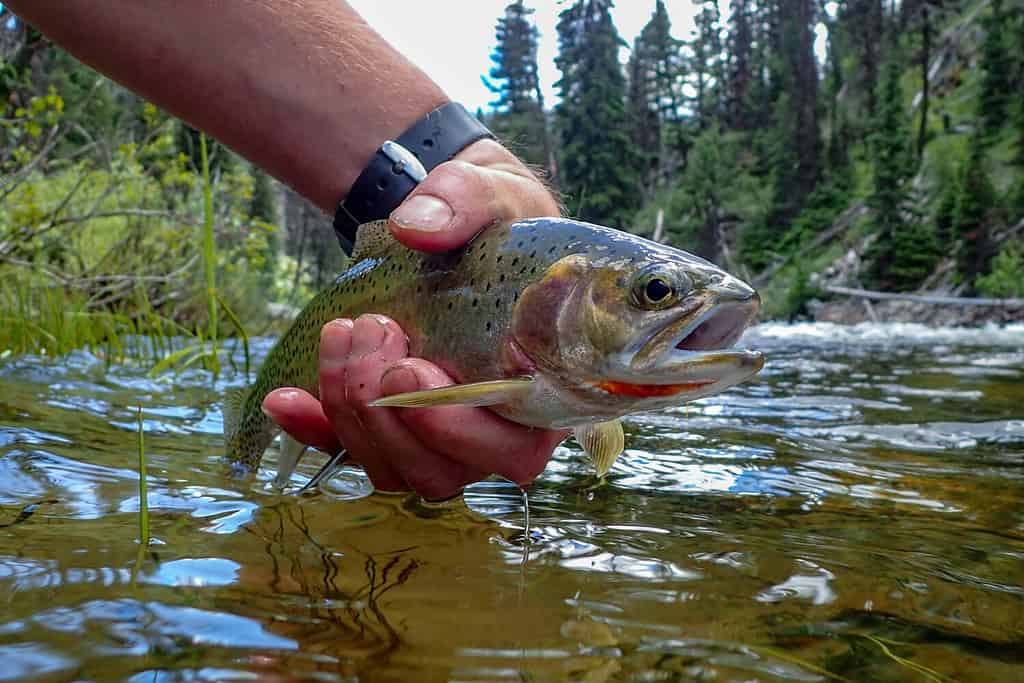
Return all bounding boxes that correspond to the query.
[725,0,754,130]
[555,0,638,226]
[865,57,938,290]
[484,1,551,170]
[979,0,1012,140]
[691,0,724,130]
[952,140,1000,287]
[628,0,685,197]
[763,0,821,228]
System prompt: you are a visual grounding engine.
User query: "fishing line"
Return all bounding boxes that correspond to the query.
[297,448,351,494]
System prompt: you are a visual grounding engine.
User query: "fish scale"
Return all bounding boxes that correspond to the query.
[224,217,764,483]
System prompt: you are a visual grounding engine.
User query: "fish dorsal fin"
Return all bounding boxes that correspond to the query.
[351,220,397,260]
[369,377,535,409]
[573,419,625,477]
[223,387,249,441]
[274,433,309,489]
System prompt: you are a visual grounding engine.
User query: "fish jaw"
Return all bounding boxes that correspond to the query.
[591,282,764,407]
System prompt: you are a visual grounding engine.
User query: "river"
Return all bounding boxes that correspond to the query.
[0,322,1021,682]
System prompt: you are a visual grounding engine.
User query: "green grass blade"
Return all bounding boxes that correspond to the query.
[137,406,150,546]
[215,291,250,377]
[200,133,219,376]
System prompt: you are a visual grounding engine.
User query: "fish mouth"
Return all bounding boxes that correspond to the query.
[674,301,754,352]
[611,293,764,397]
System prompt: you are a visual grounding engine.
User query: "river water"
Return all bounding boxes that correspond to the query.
[0,322,1021,682]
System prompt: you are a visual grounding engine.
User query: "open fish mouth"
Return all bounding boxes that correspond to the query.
[674,301,753,352]
[621,296,764,392]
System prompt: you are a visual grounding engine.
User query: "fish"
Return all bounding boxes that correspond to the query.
[223,217,764,486]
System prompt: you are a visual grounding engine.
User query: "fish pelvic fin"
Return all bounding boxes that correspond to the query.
[223,387,249,443]
[368,377,535,409]
[573,419,625,477]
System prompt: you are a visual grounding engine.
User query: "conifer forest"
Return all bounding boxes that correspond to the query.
[2,0,1023,358]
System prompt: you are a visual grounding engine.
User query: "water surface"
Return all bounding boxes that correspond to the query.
[1,322,1022,682]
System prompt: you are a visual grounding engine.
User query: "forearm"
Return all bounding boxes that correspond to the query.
[8,0,448,212]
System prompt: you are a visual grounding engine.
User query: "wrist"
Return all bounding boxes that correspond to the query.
[333,102,495,253]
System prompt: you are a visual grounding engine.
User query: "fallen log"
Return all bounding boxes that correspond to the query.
[826,285,1024,308]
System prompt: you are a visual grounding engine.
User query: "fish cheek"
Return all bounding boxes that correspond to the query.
[509,255,587,372]
[580,270,638,357]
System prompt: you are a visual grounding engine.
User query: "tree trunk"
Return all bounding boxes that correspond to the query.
[917,2,931,161]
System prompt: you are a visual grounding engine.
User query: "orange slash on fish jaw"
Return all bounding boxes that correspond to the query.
[595,379,716,398]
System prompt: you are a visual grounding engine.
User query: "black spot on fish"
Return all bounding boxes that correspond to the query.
[486,321,492,332]
[512,257,519,267]
[495,298,501,308]
[496,255,502,263]
[448,301,453,310]
[472,298,478,307]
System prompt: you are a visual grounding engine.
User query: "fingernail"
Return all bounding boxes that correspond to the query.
[381,365,418,394]
[391,194,453,232]
[321,320,352,363]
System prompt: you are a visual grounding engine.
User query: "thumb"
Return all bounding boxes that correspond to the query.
[388,159,497,253]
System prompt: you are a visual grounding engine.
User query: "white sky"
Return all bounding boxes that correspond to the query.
[348,0,712,112]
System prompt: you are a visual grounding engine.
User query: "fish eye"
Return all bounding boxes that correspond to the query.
[630,267,688,310]
[645,278,672,303]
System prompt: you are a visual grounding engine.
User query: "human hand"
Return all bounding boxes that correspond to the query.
[262,140,568,498]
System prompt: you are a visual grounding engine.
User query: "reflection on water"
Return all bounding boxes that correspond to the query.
[0,322,1022,682]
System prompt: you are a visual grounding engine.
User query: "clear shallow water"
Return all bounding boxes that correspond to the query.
[0,322,1022,682]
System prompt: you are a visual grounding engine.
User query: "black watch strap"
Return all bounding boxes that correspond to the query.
[333,102,494,254]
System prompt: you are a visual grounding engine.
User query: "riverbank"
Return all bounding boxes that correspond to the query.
[809,295,1024,326]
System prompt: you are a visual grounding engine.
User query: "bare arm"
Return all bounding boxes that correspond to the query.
[10,0,566,498]
[7,0,447,212]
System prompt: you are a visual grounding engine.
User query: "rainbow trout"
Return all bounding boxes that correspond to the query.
[224,217,764,485]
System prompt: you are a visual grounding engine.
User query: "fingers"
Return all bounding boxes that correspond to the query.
[315,316,406,491]
[261,387,340,454]
[261,315,565,499]
[380,360,568,485]
[316,315,485,500]
[388,138,560,252]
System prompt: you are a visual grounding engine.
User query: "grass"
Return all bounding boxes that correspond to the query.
[137,406,150,546]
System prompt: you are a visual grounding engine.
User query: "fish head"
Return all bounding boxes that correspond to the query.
[510,228,764,419]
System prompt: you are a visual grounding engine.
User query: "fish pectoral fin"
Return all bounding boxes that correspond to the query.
[573,419,625,477]
[369,377,535,409]
[223,387,249,442]
[274,433,309,489]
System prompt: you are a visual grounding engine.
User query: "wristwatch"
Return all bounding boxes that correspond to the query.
[332,102,494,254]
